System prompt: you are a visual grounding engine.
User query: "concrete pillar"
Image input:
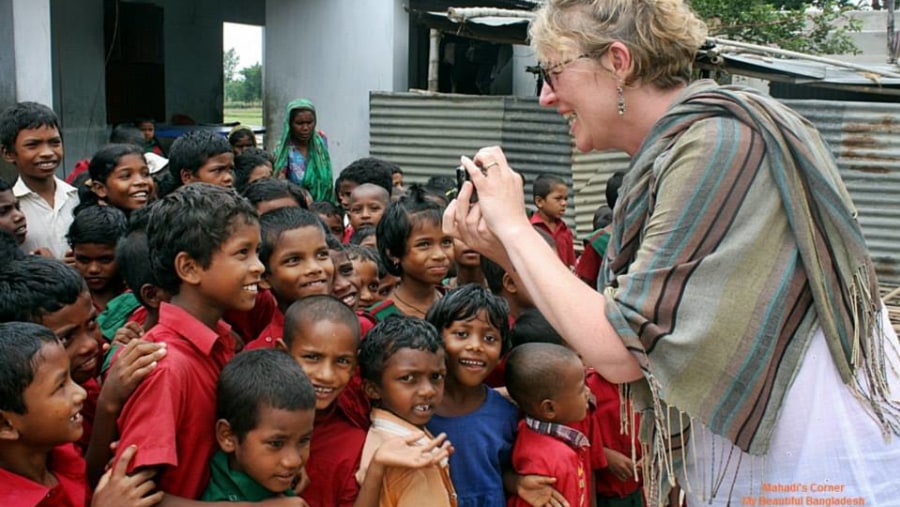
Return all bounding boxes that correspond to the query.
[12,0,53,105]
[265,0,409,171]
[512,44,539,97]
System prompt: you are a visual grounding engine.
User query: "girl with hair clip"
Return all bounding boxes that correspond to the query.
[444,0,900,505]
[273,98,334,202]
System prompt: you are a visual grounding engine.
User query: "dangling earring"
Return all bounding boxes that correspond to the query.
[617,83,626,116]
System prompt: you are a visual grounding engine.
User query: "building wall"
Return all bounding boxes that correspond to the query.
[265,0,409,172]
[125,0,265,125]
[51,0,107,175]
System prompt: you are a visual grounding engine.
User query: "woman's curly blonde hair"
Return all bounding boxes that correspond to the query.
[529,0,708,89]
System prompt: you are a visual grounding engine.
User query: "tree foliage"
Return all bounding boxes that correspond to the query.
[689,0,863,55]
[223,48,262,104]
[224,48,239,82]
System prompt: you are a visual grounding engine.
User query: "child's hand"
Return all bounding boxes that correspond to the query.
[517,474,570,507]
[373,432,453,469]
[91,445,163,507]
[112,321,145,347]
[603,448,636,482]
[101,339,166,410]
[63,249,76,267]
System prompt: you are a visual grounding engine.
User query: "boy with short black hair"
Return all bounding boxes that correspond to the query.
[0,321,90,506]
[0,256,100,388]
[506,343,592,507]
[113,183,265,500]
[0,321,163,507]
[0,176,28,247]
[510,311,643,507]
[0,102,78,258]
[310,200,345,239]
[242,178,308,214]
[68,206,128,310]
[335,157,397,242]
[275,295,365,506]
[135,116,165,156]
[576,171,624,288]
[481,255,534,323]
[356,316,458,507]
[167,129,235,188]
[243,206,334,351]
[202,349,315,501]
[348,183,390,233]
[335,157,395,211]
[530,174,575,268]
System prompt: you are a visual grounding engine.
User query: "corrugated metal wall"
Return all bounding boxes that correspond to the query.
[784,100,900,288]
[369,93,900,288]
[369,92,576,229]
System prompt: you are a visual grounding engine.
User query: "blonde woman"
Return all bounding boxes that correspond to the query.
[445,0,900,505]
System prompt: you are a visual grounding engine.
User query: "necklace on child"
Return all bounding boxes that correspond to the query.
[392,289,437,317]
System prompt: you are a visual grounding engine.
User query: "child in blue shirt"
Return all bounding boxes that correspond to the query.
[425,284,518,507]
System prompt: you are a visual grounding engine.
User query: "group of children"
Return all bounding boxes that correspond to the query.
[0,100,643,507]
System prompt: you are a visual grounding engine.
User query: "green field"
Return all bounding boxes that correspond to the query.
[224,105,263,127]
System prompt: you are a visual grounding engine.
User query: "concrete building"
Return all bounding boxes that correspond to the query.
[1,0,541,180]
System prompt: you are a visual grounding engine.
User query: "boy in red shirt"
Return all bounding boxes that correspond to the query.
[510,309,643,506]
[276,295,365,506]
[243,206,334,350]
[0,254,168,483]
[0,321,162,507]
[507,343,592,507]
[112,183,265,501]
[529,173,575,268]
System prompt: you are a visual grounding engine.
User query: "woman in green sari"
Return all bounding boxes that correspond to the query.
[273,99,333,202]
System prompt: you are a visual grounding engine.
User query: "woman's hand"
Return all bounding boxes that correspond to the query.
[459,146,530,237]
[443,146,530,270]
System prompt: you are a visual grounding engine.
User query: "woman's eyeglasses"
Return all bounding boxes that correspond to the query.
[538,54,592,91]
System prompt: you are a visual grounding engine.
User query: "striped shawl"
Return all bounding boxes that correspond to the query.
[599,80,898,501]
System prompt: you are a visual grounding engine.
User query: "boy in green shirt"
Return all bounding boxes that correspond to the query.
[203,349,315,501]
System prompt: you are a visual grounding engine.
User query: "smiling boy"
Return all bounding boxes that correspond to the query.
[0,102,78,258]
[277,295,364,506]
[243,206,334,351]
[112,183,265,500]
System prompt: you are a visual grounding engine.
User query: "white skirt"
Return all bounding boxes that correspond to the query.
[680,308,900,506]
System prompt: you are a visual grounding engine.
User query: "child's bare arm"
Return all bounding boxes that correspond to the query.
[353,432,453,507]
[85,339,167,486]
